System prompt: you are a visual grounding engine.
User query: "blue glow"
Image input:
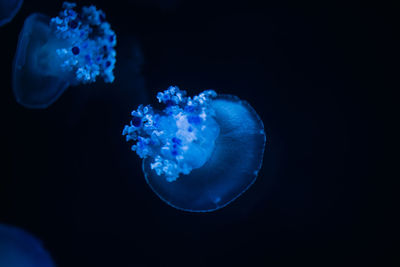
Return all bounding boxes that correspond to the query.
[0,224,55,267]
[0,0,23,26]
[123,86,266,212]
[12,2,117,108]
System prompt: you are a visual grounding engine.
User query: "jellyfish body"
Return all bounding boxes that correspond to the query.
[12,2,117,108]
[0,224,55,267]
[123,86,266,212]
[0,0,23,26]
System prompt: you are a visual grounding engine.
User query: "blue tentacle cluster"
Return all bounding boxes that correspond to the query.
[123,86,220,182]
[49,2,116,84]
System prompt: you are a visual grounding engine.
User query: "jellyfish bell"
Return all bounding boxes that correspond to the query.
[0,224,55,267]
[0,0,23,26]
[123,86,266,212]
[143,94,266,211]
[12,2,117,109]
[13,13,70,109]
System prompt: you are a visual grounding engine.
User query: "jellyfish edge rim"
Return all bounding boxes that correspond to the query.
[142,93,266,212]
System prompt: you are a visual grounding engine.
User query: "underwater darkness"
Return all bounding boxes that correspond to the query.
[0,0,395,266]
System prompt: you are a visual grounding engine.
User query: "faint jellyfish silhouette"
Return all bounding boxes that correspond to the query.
[122,86,266,212]
[12,2,117,108]
[0,224,55,267]
[0,0,23,26]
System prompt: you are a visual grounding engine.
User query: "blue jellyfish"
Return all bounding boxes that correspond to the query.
[12,2,117,108]
[0,0,23,26]
[0,224,55,267]
[122,86,266,212]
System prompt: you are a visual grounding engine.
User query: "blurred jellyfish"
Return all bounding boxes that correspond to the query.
[0,0,23,26]
[0,224,55,267]
[122,86,266,212]
[12,2,117,108]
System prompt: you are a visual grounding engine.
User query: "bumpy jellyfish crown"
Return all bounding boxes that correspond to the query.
[122,86,266,211]
[123,86,220,182]
[50,2,116,84]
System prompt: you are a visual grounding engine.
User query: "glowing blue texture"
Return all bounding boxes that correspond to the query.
[0,224,55,267]
[12,2,117,108]
[0,0,23,26]
[123,86,266,212]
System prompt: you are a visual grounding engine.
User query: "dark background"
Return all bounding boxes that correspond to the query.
[0,0,394,266]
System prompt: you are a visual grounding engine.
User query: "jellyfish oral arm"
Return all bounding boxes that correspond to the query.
[123,86,220,182]
[48,2,117,84]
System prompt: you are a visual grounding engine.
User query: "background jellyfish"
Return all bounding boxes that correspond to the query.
[12,2,116,109]
[0,224,55,267]
[0,0,23,26]
[122,86,266,212]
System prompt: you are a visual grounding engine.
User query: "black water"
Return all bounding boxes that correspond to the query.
[1,0,394,266]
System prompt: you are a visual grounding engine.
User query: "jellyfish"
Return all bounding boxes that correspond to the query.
[122,86,266,212]
[0,224,55,267]
[0,0,23,26]
[12,2,117,108]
